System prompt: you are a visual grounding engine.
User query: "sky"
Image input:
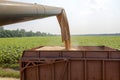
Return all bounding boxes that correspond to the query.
[4,0,120,34]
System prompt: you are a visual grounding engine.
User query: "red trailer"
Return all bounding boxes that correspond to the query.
[20,46,120,80]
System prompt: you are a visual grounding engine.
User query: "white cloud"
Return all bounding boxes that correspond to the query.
[89,0,107,12]
[79,0,109,16]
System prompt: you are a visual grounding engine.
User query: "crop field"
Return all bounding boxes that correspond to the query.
[0,36,120,78]
[0,36,120,64]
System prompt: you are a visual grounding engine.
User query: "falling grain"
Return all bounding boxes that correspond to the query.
[57,9,71,50]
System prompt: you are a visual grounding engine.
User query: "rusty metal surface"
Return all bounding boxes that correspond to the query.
[20,46,120,80]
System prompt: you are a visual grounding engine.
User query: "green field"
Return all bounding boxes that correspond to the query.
[0,36,120,64]
[0,36,120,78]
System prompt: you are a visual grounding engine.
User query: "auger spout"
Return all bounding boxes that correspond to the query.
[0,1,71,49]
[0,1,62,26]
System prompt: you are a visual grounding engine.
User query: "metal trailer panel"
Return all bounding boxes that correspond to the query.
[20,46,120,80]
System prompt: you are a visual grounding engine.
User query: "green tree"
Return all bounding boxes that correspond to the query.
[0,27,52,38]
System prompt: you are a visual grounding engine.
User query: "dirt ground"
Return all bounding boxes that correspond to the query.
[0,77,19,80]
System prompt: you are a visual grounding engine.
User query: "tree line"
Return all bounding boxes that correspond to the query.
[0,27,53,38]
